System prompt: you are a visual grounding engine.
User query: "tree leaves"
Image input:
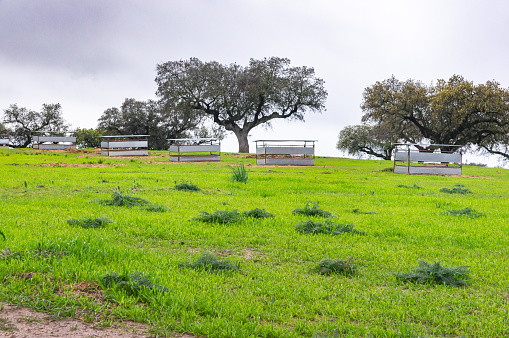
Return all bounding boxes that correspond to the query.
[348,75,509,157]
[2,103,70,148]
[155,57,328,152]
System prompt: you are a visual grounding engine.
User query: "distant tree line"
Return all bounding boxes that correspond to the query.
[337,75,509,161]
[3,67,509,161]
[0,99,224,150]
[1,57,327,151]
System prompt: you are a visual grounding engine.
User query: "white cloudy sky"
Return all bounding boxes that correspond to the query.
[1,0,508,160]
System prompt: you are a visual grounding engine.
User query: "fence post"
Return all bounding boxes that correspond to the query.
[407,146,410,175]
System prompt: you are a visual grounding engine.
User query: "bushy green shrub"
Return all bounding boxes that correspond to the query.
[315,257,357,276]
[96,192,151,207]
[231,163,248,183]
[142,205,170,212]
[445,207,485,218]
[397,184,422,189]
[100,271,168,296]
[67,217,113,229]
[179,252,240,273]
[174,181,201,191]
[293,202,332,217]
[242,208,274,219]
[296,220,365,235]
[395,260,469,287]
[440,184,472,194]
[193,210,243,224]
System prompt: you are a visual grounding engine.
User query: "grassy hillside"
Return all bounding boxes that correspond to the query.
[0,148,508,337]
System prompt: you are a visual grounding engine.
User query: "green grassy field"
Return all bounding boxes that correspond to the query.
[0,148,508,337]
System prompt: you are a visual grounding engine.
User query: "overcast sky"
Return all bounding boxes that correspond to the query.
[1,0,508,161]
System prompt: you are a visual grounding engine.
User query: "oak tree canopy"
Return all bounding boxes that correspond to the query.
[338,75,509,159]
[155,57,328,153]
[3,103,69,148]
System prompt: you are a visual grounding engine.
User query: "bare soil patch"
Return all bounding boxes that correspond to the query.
[0,302,201,338]
[37,162,125,168]
[0,303,150,338]
[240,248,259,261]
[39,148,100,155]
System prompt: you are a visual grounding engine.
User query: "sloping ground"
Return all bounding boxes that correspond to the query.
[1,150,509,336]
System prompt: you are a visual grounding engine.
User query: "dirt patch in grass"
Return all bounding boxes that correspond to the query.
[66,281,106,303]
[99,155,165,160]
[187,248,259,261]
[241,248,258,261]
[43,148,97,154]
[37,162,125,168]
[0,302,200,338]
[0,303,150,337]
[187,247,201,254]
[218,249,232,256]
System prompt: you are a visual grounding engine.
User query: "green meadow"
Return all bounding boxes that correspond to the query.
[0,148,508,337]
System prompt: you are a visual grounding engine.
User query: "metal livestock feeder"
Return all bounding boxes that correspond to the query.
[393,143,463,175]
[32,131,76,150]
[101,135,149,156]
[0,135,10,148]
[168,138,221,162]
[255,140,316,166]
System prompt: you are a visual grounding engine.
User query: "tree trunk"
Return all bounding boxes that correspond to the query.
[233,129,250,153]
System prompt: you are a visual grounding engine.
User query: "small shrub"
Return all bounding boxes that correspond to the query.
[96,192,151,207]
[397,184,422,189]
[352,208,376,215]
[179,252,240,273]
[315,257,357,276]
[142,205,170,212]
[292,202,332,217]
[67,217,113,229]
[0,231,5,241]
[231,163,248,183]
[100,271,168,296]
[242,208,274,219]
[445,207,485,218]
[440,184,472,194]
[174,181,201,191]
[395,260,469,287]
[296,220,365,235]
[193,210,242,224]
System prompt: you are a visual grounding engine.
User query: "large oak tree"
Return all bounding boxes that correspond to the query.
[361,75,509,152]
[338,75,509,159]
[155,57,327,153]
